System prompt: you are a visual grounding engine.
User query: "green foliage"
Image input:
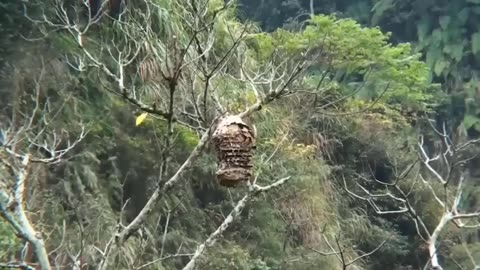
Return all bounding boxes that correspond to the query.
[203,241,265,270]
[0,220,20,261]
[1,1,473,270]
[365,0,480,132]
[471,32,480,55]
[249,14,433,113]
[238,0,480,133]
[447,243,480,269]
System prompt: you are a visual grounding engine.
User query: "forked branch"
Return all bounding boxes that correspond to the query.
[182,176,291,270]
[345,121,480,270]
[310,232,391,270]
[0,62,86,270]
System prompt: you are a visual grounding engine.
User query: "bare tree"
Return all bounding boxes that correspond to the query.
[12,0,321,269]
[0,63,87,270]
[344,121,480,270]
[182,176,291,270]
[309,228,390,270]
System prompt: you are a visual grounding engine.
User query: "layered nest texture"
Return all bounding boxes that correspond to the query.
[212,115,256,187]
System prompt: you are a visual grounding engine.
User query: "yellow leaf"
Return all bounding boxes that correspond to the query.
[136,112,149,126]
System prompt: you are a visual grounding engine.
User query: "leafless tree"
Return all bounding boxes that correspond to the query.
[344,121,480,270]
[0,62,87,270]
[13,0,321,269]
[309,228,390,270]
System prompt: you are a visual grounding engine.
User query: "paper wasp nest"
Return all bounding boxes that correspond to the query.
[212,115,256,187]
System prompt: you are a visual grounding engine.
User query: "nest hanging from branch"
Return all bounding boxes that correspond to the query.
[212,115,256,187]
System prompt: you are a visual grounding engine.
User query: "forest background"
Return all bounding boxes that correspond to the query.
[1,0,480,269]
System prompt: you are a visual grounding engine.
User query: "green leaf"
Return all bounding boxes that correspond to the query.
[417,19,431,42]
[457,8,470,25]
[472,7,480,14]
[371,0,395,25]
[425,47,442,67]
[444,43,464,61]
[472,32,480,55]
[433,59,448,76]
[431,29,443,43]
[439,16,450,29]
[464,114,480,129]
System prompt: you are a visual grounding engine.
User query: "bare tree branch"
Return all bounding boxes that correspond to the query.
[182,176,291,270]
[311,233,391,270]
[0,262,36,270]
[0,63,86,270]
[20,1,317,269]
[345,121,480,270]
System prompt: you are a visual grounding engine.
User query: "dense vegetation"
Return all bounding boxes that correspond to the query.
[0,1,479,270]
[238,0,480,136]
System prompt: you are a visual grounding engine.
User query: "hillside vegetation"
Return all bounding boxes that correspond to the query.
[0,1,479,269]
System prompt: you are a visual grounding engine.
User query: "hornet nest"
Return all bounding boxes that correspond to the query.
[212,115,256,187]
